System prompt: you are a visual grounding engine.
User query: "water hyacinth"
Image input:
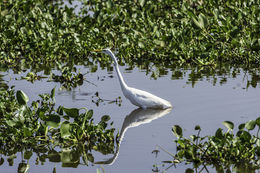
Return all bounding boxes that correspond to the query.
[0,0,260,88]
[155,118,260,172]
[0,88,116,169]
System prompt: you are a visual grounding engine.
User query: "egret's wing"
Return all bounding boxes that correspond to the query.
[131,88,166,108]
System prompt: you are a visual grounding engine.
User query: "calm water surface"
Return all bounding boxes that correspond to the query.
[1,65,260,173]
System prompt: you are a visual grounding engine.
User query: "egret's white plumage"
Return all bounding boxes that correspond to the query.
[96,48,172,109]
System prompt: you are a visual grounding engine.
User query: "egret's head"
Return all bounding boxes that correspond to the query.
[93,48,112,55]
[101,48,112,55]
[93,48,117,63]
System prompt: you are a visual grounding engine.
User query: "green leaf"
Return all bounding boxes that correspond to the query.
[81,111,90,130]
[186,11,195,18]
[24,151,33,160]
[239,131,251,141]
[101,115,110,122]
[195,125,201,130]
[106,0,113,8]
[177,139,185,148]
[48,150,61,163]
[6,120,16,127]
[18,163,30,173]
[23,128,32,137]
[139,0,145,7]
[86,109,93,119]
[44,125,49,136]
[86,153,94,163]
[61,149,79,167]
[162,160,174,163]
[51,87,56,100]
[138,41,144,48]
[57,106,63,115]
[238,123,245,130]
[245,120,256,130]
[172,125,183,138]
[255,117,260,127]
[192,16,202,29]
[222,121,234,130]
[62,107,79,118]
[0,158,4,166]
[16,90,29,105]
[46,115,61,128]
[192,13,208,30]
[215,128,223,139]
[199,13,208,28]
[185,168,194,173]
[177,150,185,157]
[1,10,8,16]
[256,139,260,147]
[61,150,72,164]
[184,149,193,159]
[60,121,71,138]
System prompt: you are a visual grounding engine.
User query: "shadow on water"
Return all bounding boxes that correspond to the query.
[95,107,172,165]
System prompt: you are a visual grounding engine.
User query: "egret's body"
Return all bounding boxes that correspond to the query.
[96,49,172,109]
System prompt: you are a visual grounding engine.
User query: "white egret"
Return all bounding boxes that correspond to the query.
[94,48,172,109]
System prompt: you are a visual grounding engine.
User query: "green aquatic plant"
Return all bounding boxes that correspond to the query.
[0,87,116,170]
[21,72,47,83]
[155,118,260,172]
[0,0,90,89]
[50,65,84,90]
[91,91,122,107]
[1,0,260,88]
[0,86,20,118]
[86,0,260,64]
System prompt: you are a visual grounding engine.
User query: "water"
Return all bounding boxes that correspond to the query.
[1,65,260,173]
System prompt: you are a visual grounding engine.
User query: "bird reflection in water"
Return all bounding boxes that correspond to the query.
[95,107,172,165]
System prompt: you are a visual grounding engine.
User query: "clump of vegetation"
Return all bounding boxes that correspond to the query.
[85,0,260,65]
[156,118,260,172]
[1,0,260,88]
[0,0,87,65]
[0,87,116,169]
[50,65,84,90]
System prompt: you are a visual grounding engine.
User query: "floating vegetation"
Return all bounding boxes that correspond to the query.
[49,65,84,90]
[91,92,122,107]
[85,0,260,65]
[0,0,260,87]
[1,0,260,171]
[20,72,47,83]
[154,118,260,172]
[0,87,116,171]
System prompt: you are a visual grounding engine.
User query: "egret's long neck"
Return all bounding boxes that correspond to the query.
[109,52,128,92]
[115,64,128,92]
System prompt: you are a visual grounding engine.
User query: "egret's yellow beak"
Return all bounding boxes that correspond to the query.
[92,49,102,52]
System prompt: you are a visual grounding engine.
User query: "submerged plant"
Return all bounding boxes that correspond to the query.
[155,118,260,172]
